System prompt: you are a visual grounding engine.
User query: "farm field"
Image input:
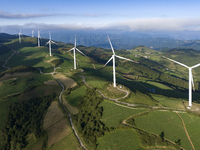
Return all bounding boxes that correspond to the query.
[179,113,200,149]
[97,129,143,150]
[134,111,192,149]
[100,100,148,128]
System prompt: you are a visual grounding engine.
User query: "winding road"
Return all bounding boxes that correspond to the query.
[2,50,16,69]
[36,67,87,150]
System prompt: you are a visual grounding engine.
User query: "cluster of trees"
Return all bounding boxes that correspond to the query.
[0,45,11,55]
[0,65,35,78]
[74,88,109,148]
[1,93,56,150]
[51,58,64,67]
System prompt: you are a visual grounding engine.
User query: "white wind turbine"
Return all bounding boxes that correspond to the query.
[32,30,35,37]
[45,31,58,56]
[18,28,22,43]
[68,34,87,69]
[162,55,200,107]
[38,30,41,47]
[103,36,139,87]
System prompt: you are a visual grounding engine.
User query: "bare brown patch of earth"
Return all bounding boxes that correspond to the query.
[0,72,33,81]
[54,73,77,89]
[43,101,71,147]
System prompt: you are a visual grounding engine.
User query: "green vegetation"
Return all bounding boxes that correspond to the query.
[100,101,148,128]
[48,133,81,150]
[74,88,109,149]
[97,129,143,150]
[65,86,86,107]
[1,94,56,150]
[179,113,200,149]
[134,111,192,149]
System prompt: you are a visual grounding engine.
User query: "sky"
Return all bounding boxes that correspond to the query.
[1,0,200,33]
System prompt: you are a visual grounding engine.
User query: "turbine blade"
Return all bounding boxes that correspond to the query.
[107,35,115,55]
[103,56,113,67]
[191,70,195,92]
[67,48,74,52]
[45,41,50,46]
[115,55,139,63]
[75,48,87,57]
[51,41,59,45]
[162,55,189,68]
[191,63,200,69]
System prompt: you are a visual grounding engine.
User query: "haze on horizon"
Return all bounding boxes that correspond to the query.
[1,0,200,35]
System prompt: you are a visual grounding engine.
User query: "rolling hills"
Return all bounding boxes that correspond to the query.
[0,34,200,150]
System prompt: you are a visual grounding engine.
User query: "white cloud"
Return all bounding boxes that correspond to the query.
[112,18,200,31]
[0,10,56,19]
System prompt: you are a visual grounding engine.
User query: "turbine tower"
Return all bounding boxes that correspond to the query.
[45,31,58,56]
[162,55,200,107]
[68,34,87,69]
[38,30,41,47]
[18,28,22,43]
[103,36,139,87]
[0,27,2,33]
[32,30,35,37]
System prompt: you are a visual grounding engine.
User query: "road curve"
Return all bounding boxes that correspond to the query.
[36,68,87,150]
[2,50,16,69]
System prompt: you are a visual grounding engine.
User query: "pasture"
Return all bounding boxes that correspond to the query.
[179,113,200,149]
[100,100,148,128]
[97,129,142,150]
[134,111,192,149]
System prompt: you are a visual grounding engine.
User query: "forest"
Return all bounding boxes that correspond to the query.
[1,93,56,150]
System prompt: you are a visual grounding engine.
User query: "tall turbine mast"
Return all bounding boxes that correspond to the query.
[38,30,41,47]
[162,55,200,107]
[103,36,138,87]
[32,30,35,37]
[19,28,22,43]
[45,31,58,56]
[67,34,87,70]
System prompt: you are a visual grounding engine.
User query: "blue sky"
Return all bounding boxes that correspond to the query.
[1,0,200,33]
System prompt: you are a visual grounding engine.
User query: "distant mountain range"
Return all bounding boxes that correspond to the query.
[1,30,200,50]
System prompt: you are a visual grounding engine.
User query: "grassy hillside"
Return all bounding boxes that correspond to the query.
[1,35,200,149]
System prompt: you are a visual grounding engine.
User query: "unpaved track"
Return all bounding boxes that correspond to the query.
[176,112,195,150]
[36,65,86,150]
[2,50,16,69]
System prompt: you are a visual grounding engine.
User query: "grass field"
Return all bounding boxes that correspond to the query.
[179,113,200,149]
[100,100,148,128]
[65,86,86,107]
[97,129,143,150]
[0,50,15,62]
[134,111,192,149]
[151,94,185,109]
[48,132,81,150]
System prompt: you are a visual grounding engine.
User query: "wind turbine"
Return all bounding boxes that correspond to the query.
[103,36,139,87]
[38,30,41,47]
[67,34,87,69]
[32,30,35,37]
[18,28,22,43]
[45,31,58,56]
[162,55,200,107]
[0,27,2,33]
